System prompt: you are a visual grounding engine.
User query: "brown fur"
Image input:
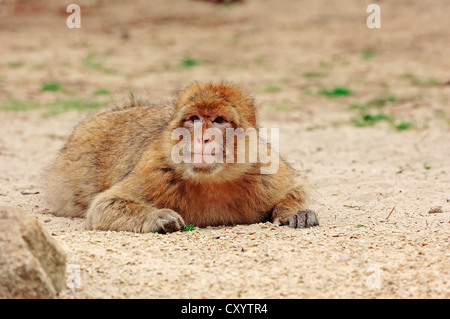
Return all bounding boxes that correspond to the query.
[44,81,319,233]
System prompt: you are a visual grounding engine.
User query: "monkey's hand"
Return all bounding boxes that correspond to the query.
[149,208,186,234]
[86,191,185,233]
[271,183,319,229]
[272,208,319,229]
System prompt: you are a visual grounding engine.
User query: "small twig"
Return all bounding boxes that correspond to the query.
[385,206,396,221]
[20,191,40,195]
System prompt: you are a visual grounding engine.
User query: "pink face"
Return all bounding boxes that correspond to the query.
[182,113,233,170]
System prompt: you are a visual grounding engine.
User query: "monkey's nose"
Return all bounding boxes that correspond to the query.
[197,136,212,144]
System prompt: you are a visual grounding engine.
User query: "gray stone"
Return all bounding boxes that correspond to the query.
[0,206,66,299]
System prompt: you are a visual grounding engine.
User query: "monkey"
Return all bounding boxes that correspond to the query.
[44,81,319,233]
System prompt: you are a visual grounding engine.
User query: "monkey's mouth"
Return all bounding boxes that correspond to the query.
[189,153,222,173]
[192,152,216,161]
[191,164,219,174]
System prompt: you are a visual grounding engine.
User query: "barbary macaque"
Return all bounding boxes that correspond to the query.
[45,82,319,233]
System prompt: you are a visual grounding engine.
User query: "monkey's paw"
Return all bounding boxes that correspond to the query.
[273,209,319,229]
[150,209,185,234]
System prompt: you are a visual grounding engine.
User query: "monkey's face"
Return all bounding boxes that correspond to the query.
[173,105,238,181]
[167,82,258,182]
[184,112,232,168]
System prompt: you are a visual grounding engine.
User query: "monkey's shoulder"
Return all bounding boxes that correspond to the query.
[70,101,173,141]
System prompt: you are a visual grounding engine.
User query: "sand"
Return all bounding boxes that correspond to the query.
[0,0,449,298]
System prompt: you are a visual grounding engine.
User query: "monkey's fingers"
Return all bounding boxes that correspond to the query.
[288,209,319,229]
[152,208,185,234]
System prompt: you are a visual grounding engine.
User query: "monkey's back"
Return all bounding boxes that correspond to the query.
[45,100,174,217]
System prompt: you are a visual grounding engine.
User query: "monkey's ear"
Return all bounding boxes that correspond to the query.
[249,114,257,127]
[242,106,257,128]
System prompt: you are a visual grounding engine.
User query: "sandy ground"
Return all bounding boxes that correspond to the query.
[0,0,449,298]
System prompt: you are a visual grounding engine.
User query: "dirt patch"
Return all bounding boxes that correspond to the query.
[0,0,449,298]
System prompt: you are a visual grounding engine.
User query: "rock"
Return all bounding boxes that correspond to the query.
[0,206,66,299]
[428,206,443,214]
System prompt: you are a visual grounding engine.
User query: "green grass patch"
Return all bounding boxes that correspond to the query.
[181,224,196,232]
[33,63,46,70]
[352,113,412,130]
[0,98,107,114]
[318,60,333,68]
[362,47,376,60]
[411,78,441,87]
[349,95,412,130]
[264,85,282,93]
[394,121,412,130]
[275,102,294,112]
[42,82,62,92]
[8,61,24,68]
[349,103,366,111]
[253,56,265,66]
[318,86,352,97]
[83,54,117,74]
[368,95,396,107]
[93,88,110,95]
[46,99,107,114]
[180,56,198,68]
[0,99,40,111]
[349,96,396,111]
[352,113,392,127]
[401,74,441,87]
[220,2,237,10]
[302,71,327,78]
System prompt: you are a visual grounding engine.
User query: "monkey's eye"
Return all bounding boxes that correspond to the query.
[189,115,201,122]
[213,117,227,124]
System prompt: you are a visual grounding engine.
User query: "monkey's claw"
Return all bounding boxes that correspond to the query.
[288,209,319,229]
[152,209,185,233]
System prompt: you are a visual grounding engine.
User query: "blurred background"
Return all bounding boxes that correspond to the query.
[0,0,449,126]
